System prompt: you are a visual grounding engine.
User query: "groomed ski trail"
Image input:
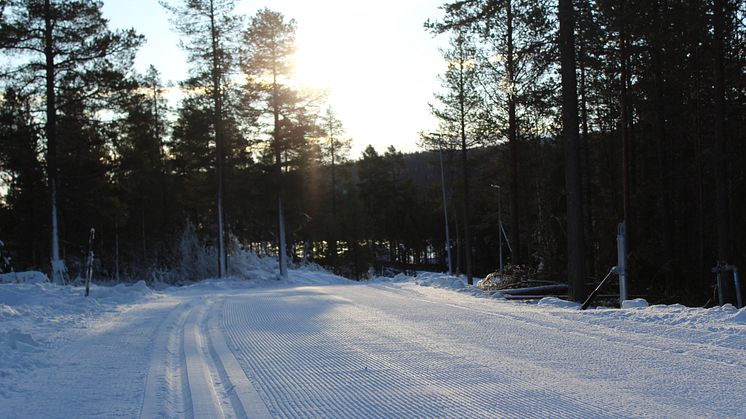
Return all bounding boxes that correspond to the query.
[221,286,620,418]
[3,279,744,418]
[221,283,745,418]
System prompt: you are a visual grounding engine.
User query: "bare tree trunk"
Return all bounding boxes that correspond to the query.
[460,132,473,284]
[459,40,473,285]
[329,122,338,265]
[578,2,596,278]
[712,0,733,303]
[620,0,632,290]
[273,59,288,279]
[651,0,675,293]
[712,0,729,263]
[455,208,462,275]
[559,0,586,302]
[44,0,65,284]
[506,0,521,265]
[209,0,226,277]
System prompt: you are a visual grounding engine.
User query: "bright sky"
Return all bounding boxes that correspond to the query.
[102,0,447,158]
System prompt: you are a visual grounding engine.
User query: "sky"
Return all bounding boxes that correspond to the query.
[102,0,449,158]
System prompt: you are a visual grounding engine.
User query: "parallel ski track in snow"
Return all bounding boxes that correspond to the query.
[140,296,270,418]
[8,280,743,418]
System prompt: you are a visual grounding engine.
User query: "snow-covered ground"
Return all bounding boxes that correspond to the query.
[1,267,745,417]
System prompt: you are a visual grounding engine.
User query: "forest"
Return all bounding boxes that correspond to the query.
[0,0,745,307]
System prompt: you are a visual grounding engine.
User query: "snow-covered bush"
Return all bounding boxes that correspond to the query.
[227,235,279,280]
[177,221,218,282]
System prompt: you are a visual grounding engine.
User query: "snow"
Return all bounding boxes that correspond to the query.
[622,298,649,309]
[0,270,49,284]
[1,264,745,417]
[538,296,581,309]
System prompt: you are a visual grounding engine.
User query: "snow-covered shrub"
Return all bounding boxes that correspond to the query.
[227,235,279,280]
[177,221,218,282]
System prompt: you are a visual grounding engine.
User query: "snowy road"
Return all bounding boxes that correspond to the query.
[2,276,746,418]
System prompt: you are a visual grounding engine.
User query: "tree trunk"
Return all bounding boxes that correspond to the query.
[712,0,733,303]
[712,0,729,263]
[559,0,586,302]
[651,0,675,293]
[460,132,473,284]
[209,0,226,277]
[329,124,338,265]
[506,0,521,265]
[459,41,473,285]
[273,57,288,279]
[578,2,596,278]
[44,0,64,284]
[620,0,632,291]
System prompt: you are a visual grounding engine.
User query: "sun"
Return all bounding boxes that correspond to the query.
[289,19,354,91]
[252,0,442,157]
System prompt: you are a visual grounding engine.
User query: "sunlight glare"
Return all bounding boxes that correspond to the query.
[243,0,444,157]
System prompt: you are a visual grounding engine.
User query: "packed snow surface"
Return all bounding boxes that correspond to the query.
[1,267,745,418]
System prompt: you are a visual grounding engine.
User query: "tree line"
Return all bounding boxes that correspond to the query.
[1,1,745,306]
[423,0,745,305]
[0,1,341,282]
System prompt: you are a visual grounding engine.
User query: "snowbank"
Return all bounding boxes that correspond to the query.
[622,298,649,309]
[371,272,746,329]
[370,271,502,300]
[0,271,48,284]
[538,296,581,309]
[733,307,746,324]
[225,245,348,285]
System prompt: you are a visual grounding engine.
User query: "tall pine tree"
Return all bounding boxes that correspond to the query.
[0,0,142,283]
[162,0,241,277]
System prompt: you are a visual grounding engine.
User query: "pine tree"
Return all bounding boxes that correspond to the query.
[0,0,142,283]
[422,32,483,284]
[319,107,351,265]
[161,0,241,277]
[113,67,171,272]
[429,0,555,266]
[558,0,586,302]
[241,8,299,279]
[0,88,46,269]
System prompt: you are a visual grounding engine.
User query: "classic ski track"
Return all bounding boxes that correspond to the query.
[183,298,231,419]
[139,298,195,418]
[221,286,624,418]
[141,296,262,419]
[317,286,630,418]
[205,298,273,419]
